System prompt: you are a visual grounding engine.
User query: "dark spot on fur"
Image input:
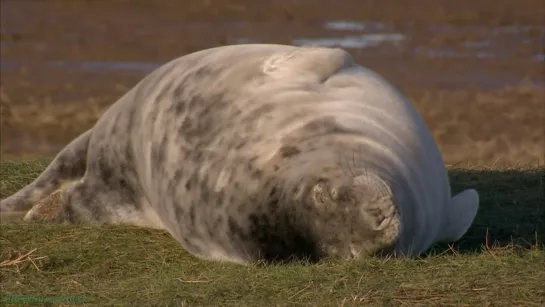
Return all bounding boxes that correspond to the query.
[248,211,320,264]
[267,199,279,213]
[189,205,196,227]
[228,217,248,240]
[174,100,186,115]
[174,205,185,222]
[269,187,278,198]
[149,103,161,124]
[234,141,246,149]
[126,108,135,132]
[279,146,301,158]
[185,173,198,191]
[111,122,118,135]
[243,163,264,179]
[286,117,355,143]
[236,201,248,214]
[265,187,280,213]
[193,66,213,79]
[201,190,210,204]
[125,145,135,165]
[212,215,224,230]
[173,169,184,182]
[216,190,225,205]
[151,134,168,168]
[172,86,187,115]
[96,155,113,184]
[252,169,263,178]
[170,69,241,149]
[206,223,217,240]
[181,237,202,254]
[155,80,175,103]
[117,178,129,190]
[64,183,104,223]
[54,152,85,183]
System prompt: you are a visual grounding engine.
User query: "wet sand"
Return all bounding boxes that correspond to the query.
[1,0,544,164]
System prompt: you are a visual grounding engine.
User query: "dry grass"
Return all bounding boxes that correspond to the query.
[2,83,544,165]
[411,83,545,165]
[1,160,544,306]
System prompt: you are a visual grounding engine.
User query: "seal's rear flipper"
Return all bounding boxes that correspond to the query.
[437,189,479,243]
[0,129,91,215]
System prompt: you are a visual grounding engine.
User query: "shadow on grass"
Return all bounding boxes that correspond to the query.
[428,166,545,255]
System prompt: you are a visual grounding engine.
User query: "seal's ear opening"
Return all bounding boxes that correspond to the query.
[437,189,480,243]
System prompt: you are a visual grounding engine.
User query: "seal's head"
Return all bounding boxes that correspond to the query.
[296,171,400,259]
[301,170,480,260]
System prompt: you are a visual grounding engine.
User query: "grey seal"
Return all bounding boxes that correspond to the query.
[0,44,479,264]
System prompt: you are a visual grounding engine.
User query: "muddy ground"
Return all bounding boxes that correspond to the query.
[1,0,544,165]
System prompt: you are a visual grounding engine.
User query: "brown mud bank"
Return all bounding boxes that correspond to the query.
[1,0,544,165]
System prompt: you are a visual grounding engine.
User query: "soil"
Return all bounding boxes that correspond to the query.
[1,0,544,165]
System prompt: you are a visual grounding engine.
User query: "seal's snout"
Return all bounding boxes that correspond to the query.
[352,177,399,233]
[311,180,340,211]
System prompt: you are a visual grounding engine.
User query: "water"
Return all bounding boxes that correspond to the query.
[50,61,162,72]
[0,60,163,73]
[307,20,545,62]
[2,20,543,89]
[323,20,386,32]
[292,33,405,49]
[533,54,545,62]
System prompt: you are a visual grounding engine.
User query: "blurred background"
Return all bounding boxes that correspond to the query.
[1,0,544,165]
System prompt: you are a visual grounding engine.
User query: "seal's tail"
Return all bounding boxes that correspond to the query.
[0,129,92,214]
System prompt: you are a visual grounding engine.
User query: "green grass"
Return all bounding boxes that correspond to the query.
[1,160,544,306]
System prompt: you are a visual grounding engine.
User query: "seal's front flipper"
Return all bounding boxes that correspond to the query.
[437,189,479,243]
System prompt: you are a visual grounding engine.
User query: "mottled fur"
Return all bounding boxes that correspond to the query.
[0,44,479,264]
